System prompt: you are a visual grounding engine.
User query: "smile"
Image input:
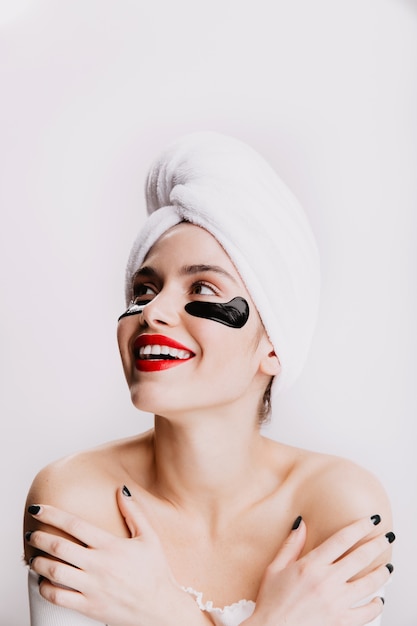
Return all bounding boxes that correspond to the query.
[133,334,195,372]
[137,345,193,360]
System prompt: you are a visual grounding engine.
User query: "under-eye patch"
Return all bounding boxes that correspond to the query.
[118,302,149,322]
[185,297,249,328]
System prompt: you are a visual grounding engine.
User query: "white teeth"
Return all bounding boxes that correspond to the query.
[138,344,192,360]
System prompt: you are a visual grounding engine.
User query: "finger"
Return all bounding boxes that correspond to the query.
[348,595,384,626]
[116,485,157,541]
[335,532,394,582]
[31,555,89,593]
[27,504,113,549]
[26,529,90,570]
[310,515,382,565]
[39,577,90,615]
[267,516,307,572]
[348,562,393,606]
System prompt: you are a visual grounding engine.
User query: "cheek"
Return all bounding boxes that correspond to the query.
[117,322,134,375]
[190,316,259,370]
[116,323,126,353]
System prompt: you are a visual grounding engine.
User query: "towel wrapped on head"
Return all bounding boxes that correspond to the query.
[126,131,320,398]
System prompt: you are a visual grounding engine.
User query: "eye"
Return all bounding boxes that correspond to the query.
[191,281,218,297]
[132,284,157,304]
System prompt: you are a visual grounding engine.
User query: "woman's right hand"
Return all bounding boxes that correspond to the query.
[26,489,212,626]
[244,515,394,626]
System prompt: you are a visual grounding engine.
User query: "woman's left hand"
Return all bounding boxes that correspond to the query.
[26,488,209,626]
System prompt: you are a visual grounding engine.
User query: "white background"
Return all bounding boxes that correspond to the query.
[0,1,416,624]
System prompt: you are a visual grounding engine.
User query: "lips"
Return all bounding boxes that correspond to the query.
[133,334,195,372]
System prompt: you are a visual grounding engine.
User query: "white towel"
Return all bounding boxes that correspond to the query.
[125,131,320,396]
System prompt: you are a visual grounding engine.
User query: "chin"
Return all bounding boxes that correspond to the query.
[129,388,159,414]
[129,390,208,420]
[128,376,252,419]
[129,384,184,416]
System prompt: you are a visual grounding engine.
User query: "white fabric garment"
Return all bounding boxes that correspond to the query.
[28,570,383,626]
[125,131,321,397]
[28,570,103,626]
[181,587,255,626]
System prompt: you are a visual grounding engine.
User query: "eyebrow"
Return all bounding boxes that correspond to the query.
[181,264,238,285]
[133,264,238,285]
[133,266,158,280]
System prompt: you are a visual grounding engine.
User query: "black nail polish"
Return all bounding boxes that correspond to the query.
[122,485,131,497]
[28,505,41,515]
[371,514,381,525]
[38,575,45,586]
[386,563,394,574]
[25,531,33,541]
[292,515,302,530]
[379,596,385,605]
[385,532,396,544]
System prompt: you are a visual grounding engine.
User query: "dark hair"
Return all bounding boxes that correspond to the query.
[258,378,273,425]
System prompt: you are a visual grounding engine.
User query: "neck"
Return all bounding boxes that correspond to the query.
[149,404,267,517]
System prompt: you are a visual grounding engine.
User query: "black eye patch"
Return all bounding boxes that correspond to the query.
[118,302,149,322]
[185,297,249,328]
[118,296,250,328]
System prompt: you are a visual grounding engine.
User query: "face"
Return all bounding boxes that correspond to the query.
[117,223,279,420]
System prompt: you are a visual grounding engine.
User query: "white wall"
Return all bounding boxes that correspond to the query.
[1,1,415,624]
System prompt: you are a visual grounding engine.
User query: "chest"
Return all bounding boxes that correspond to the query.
[150,500,297,607]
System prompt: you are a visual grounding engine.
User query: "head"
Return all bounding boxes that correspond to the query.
[121,131,320,419]
[118,222,280,424]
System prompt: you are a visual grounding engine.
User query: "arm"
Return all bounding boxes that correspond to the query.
[244,457,394,626]
[242,515,393,626]
[300,456,393,564]
[26,500,394,626]
[24,459,212,626]
[25,491,213,626]
[24,459,118,625]
[25,456,393,626]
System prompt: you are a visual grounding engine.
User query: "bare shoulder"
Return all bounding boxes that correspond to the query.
[24,431,153,561]
[294,449,392,551]
[265,438,391,548]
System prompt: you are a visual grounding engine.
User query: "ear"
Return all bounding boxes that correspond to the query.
[259,340,281,377]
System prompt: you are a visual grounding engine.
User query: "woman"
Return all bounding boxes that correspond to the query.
[24,132,394,626]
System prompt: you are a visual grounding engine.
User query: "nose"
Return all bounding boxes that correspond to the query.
[140,290,181,329]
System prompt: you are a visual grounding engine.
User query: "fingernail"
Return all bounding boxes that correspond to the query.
[25,531,33,542]
[122,485,131,497]
[379,596,385,605]
[28,556,35,566]
[292,515,302,530]
[386,563,394,574]
[371,514,381,525]
[28,505,41,515]
[38,575,45,586]
[385,531,396,544]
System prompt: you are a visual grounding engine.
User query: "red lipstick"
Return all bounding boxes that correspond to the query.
[133,334,195,372]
